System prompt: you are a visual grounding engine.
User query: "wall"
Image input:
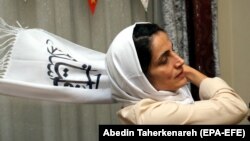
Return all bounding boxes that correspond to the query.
[218,0,250,124]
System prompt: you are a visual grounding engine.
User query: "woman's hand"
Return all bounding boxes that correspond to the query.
[183,64,208,87]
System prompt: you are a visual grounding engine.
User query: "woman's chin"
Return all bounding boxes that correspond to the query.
[178,77,189,88]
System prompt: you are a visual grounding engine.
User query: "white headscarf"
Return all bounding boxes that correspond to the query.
[106,23,194,105]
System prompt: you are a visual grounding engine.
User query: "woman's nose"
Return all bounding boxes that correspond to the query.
[173,52,184,67]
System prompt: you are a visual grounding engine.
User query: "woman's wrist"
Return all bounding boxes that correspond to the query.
[183,65,208,87]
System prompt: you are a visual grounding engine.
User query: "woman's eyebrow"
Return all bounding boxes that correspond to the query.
[171,42,174,51]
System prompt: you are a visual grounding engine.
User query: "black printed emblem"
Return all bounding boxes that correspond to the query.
[46,39,101,89]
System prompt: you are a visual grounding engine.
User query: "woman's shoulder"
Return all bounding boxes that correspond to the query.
[117,98,178,124]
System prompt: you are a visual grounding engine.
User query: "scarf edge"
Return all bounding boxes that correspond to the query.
[0,18,24,78]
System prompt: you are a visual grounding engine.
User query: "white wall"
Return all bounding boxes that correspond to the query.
[218,0,250,124]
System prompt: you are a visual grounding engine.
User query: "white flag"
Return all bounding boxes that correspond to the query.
[141,0,149,12]
[0,18,115,104]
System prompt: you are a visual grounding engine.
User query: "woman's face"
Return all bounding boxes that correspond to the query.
[147,31,187,91]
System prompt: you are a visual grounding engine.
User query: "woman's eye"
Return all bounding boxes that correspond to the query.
[160,57,168,65]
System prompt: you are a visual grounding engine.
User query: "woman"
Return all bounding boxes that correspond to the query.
[105,23,248,124]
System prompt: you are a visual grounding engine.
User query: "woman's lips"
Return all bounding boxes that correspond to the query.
[175,69,184,78]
